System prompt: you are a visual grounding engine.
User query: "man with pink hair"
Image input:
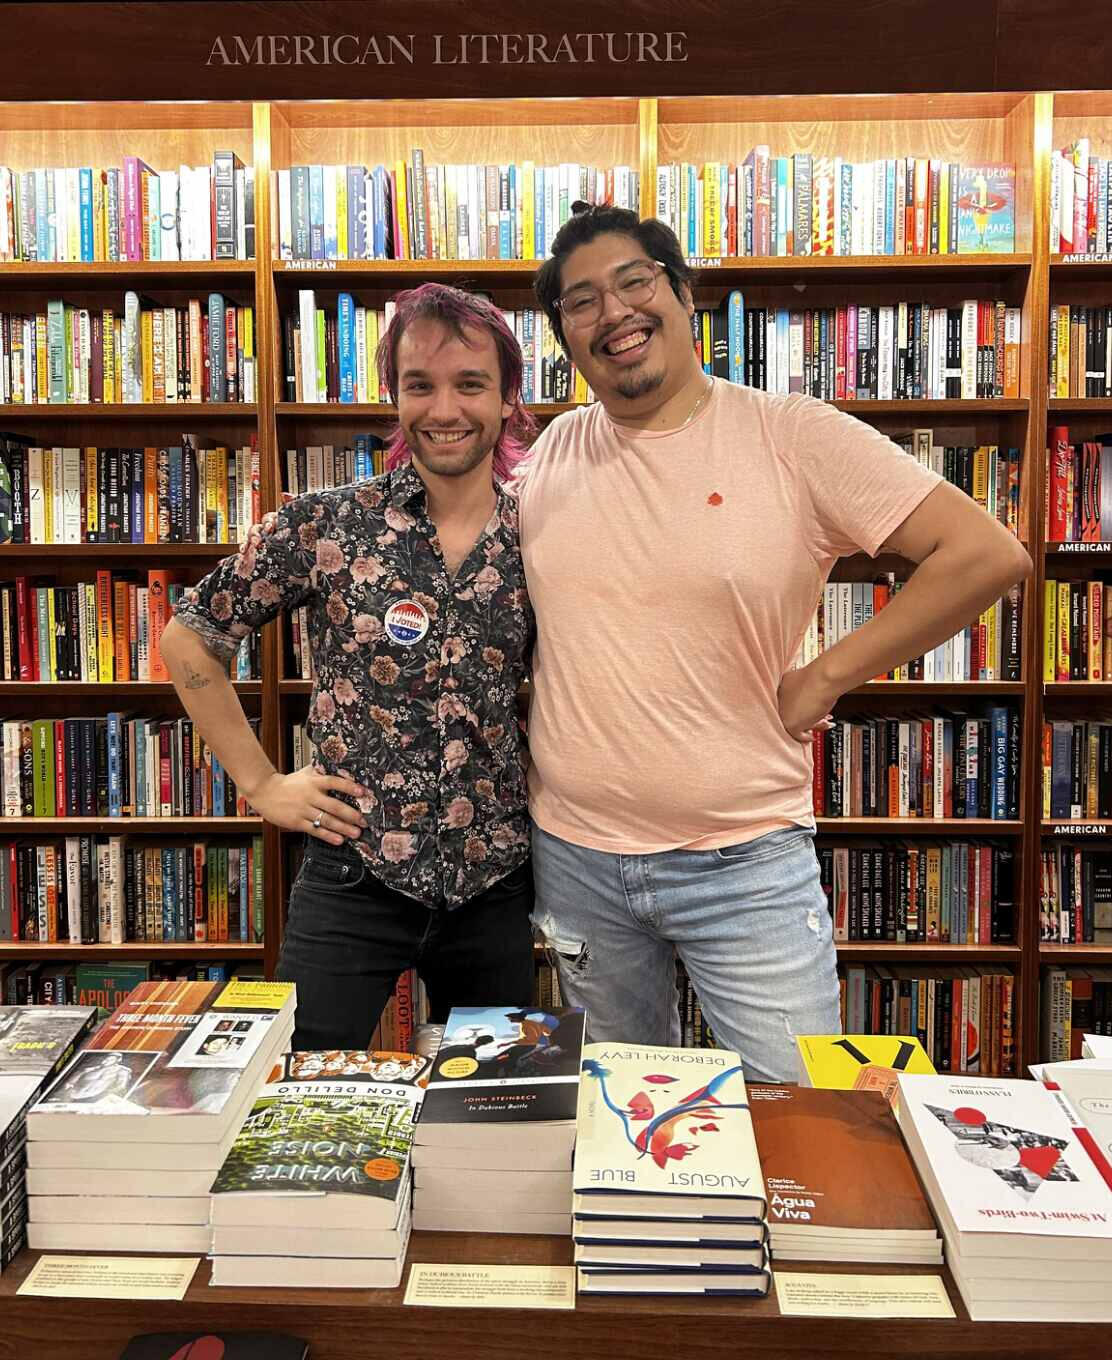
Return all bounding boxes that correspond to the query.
[161,284,538,1050]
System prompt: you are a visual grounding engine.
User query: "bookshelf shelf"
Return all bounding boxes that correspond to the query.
[275,402,580,419]
[853,681,1025,695]
[1040,945,1112,963]
[0,817,263,832]
[1050,255,1112,279]
[0,942,264,960]
[1042,821,1112,835]
[0,544,235,559]
[0,682,260,697]
[1043,682,1112,695]
[0,261,255,284]
[1047,398,1112,412]
[835,942,1022,961]
[814,817,1023,835]
[0,404,256,421]
[833,399,1028,414]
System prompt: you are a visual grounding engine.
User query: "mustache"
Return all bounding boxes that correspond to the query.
[592,316,658,354]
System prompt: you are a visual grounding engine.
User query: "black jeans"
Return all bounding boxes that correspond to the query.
[276,837,537,1051]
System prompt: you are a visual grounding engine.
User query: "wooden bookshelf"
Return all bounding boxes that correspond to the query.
[2,89,1111,1065]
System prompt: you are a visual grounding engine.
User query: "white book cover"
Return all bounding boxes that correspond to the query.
[1083,1034,1112,1063]
[1044,1065,1112,1185]
[897,1073,1112,1243]
[573,1043,765,1214]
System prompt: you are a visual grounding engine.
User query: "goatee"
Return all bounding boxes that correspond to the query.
[615,369,665,401]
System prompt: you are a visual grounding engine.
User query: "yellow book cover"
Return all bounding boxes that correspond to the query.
[971,446,988,510]
[1056,303,1070,397]
[573,369,589,404]
[366,309,380,403]
[796,1034,935,1105]
[1042,720,1052,819]
[140,310,153,403]
[84,447,98,541]
[44,587,57,679]
[242,304,254,361]
[1089,581,1103,680]
[1044,579,1056,683]
[93,169,106,261]
[143,447,158,543]
[573,1042,765,1215]
[938,162,950,254]
[985,599,998,680]
[703,163,721,257]
[522,161,535,260]
[113,317,123,403]
[217,446,229,541]
[205,447,222,542]
[443,166,457,262]
[41,447,53,543]
[336,170,348,260]
[1057,580,1070,681]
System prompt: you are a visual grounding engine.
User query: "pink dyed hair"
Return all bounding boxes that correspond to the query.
[376,283,536,483]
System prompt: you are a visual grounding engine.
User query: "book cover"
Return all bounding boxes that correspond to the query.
[956,165,1015,254]
[573,1042,765,1215]
[418,1005,584,1127]
[796,1033,935,1103]
[896,1073,1112,1242]
[749,1083,938,1237]
[118,1335,309,1360]
[0,1004,97,1142]
[211,1056,422,1221]
[30,979,293,1138]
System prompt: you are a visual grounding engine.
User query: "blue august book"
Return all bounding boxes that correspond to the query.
[573,1042,766,1222]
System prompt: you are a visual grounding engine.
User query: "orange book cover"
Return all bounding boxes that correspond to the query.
[112,578,131,682]
[750,1085,938,1237]
[146,569,175,682]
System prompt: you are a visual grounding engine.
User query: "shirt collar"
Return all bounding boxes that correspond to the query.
[388,461,428,510]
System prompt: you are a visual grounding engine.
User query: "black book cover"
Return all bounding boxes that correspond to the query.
[419,1005,585,1127]
[118,1334,310,1360]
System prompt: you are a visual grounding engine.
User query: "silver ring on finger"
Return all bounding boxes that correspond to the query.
[311,813,323,829]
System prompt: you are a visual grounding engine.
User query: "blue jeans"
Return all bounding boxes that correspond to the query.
[530,825,841,1082]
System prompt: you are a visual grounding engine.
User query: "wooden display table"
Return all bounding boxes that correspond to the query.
[0,1232,1107,1360]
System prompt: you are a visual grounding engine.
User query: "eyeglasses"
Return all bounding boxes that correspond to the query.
[554,260,669,330]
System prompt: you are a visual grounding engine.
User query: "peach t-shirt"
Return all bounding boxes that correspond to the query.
[516,380,943,854]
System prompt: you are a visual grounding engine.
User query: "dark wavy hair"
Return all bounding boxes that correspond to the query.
[534,203,694,352]
[376,282,535,482]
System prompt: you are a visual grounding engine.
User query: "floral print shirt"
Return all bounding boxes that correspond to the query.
[173,463,534,908]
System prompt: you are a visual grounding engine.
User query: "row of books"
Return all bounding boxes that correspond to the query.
[0,294,256,406]
[0,836,264,945]
[697,295,1021,400]
[1039,847,1112,944]
[284,438,386,496]
[1040,966,1112,1058]
[1043,579,1112,681]
[0,574,259,684]
[840,963,1017,1075]
[0,716,257,819]
[1042,719,1112,820]
[274,158,640,263]
[1045,429,1112,544]
[656,157,1015,258]
[0,959,249,1009]
[287,294,591,406]
[812,707,1021,821]
[0,437,260,546]
[1051,138,1112,255]
[893,433,1021,534]
[819,841,1016,944]
[0,155,255,262]
[674,961,714,1048]
[1048,303,1112,397]
[795,580,1023,683]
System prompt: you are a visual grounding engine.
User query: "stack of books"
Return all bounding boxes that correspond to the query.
[209,1048,427,1287]
[1033,1044,1112,1187]
[896,1072,1112,1321]
[0,1004,97,1272]
[412,1006,585,1235]
[572,1043,770,1296]
[24,979,294,1252]
[749,1084,941,1263]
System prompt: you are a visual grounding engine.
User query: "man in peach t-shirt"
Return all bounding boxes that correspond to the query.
[518,206,1031,1082]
